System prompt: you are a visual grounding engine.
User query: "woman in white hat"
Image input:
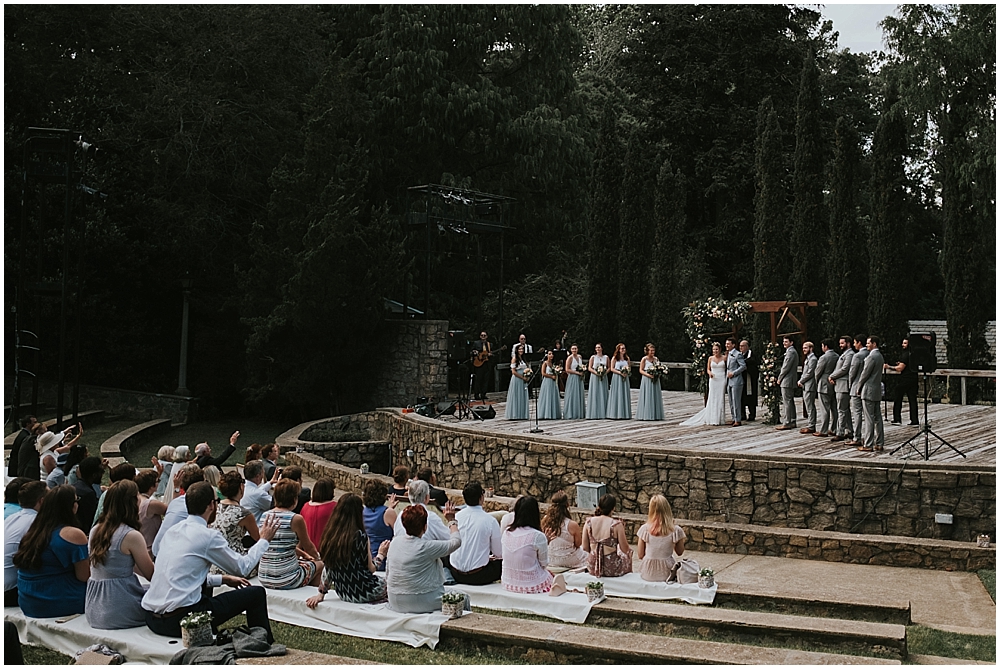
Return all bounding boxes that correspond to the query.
[36,424,82,480]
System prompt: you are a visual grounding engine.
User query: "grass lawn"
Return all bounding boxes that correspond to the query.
[124,419,295,469]
[907,625,996,662]
[978,569,995,602]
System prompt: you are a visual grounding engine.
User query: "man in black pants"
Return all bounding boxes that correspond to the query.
[886,338,919,425]
[142,482,279,643]
[471,331,493,401]
[739,340,759,421]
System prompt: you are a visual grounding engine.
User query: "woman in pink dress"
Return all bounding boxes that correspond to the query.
[500,496,553,593]
[637,494,686,581]
[582,494,632,577]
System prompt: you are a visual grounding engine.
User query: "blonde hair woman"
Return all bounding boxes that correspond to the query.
[636,494,686,582]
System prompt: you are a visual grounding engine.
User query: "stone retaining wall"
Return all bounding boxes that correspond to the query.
[372,319,449,407]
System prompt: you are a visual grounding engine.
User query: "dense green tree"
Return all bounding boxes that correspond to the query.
[586,101,623,346]
[866,84,911,358]
[826,117,868,335]
[616,127,654,349]
[649,160,688,360]
[752,98,789,348]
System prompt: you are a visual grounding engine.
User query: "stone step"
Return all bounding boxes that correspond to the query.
[440,611,900,665]
[590,598,907,658]
[713,590,911,626]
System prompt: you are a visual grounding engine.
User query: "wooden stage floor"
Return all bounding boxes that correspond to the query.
[447,390,996,466]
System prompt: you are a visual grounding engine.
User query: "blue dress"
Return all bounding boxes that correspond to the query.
[506,361,529,420]
[18,527,89,618]
[606,359,632,419]
[563,356,586,419]
[537,363,562,419]
[363,504,394,571]
[636,359,665,421]
[586,355,609,420]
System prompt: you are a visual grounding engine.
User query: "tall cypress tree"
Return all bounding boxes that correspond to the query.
[752,97,789,349]
[867,84,910,358]
[649,158,687,360]
[586,101,623,347]
[616,127,654,350]
[826,117,868,335]
[789,52,826,303]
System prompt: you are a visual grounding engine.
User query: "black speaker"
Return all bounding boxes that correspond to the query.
[472,405,496,420]
[436,401,457,416]
[907,332,938,373]
[447,330,469,366]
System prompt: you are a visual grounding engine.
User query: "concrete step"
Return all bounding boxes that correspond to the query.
[440,611,900,665]
[714,589,912,625]
[590,598,907,658]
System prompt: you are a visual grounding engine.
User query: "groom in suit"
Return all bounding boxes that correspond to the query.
[856,336,885,452]
[775,336,800,430]
[724,338,747,427]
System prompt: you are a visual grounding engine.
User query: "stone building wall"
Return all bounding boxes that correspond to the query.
[372,320,449,407]
[279,410,995,543]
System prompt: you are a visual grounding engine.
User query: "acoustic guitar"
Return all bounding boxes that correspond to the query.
[472,344,507,367]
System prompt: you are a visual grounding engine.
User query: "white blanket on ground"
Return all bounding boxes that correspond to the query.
[448,581,600,624]
[5,607,181,664]
[563,571,717,604]
[218,578,451,649]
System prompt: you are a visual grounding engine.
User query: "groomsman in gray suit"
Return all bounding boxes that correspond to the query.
[797,341,818,434]
[725,337,747,427]
[813,339,839,437]
[828,335,855,442]
[856,336,885,452]
[845,334,869,447]
[774,336,800,430]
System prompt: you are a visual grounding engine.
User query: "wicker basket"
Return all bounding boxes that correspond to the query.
[181,622,214,648]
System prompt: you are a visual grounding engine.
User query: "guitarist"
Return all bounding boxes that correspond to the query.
[471,331,495,402]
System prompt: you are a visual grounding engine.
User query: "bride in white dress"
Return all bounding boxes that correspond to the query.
[680,342,728,426]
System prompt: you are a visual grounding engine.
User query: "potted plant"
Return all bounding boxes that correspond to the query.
[441,591,466,619]
[179,611,214,648]
[585,581,605,602]
[698,567,715,589]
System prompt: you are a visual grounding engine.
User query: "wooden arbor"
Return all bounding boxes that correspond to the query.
[749,301,818,343]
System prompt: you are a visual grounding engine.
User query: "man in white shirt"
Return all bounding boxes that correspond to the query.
[393,479,454,541]
[511,333,533,354]
[242,459,279,522]
[142,482,279,642]
[4,481,47,607]
[443,482,502,585]
[151,466,203,558]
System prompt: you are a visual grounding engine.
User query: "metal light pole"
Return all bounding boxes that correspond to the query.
[174,278,193,395]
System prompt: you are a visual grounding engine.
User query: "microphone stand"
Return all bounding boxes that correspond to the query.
[528,362,544,434]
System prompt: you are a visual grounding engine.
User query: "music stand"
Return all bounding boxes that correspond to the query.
[890,371,965,460]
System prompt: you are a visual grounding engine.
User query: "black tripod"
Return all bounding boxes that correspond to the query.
[526,362,544,433]
[890,372,965,460]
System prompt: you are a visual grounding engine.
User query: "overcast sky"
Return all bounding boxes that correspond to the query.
[819,4,898,53]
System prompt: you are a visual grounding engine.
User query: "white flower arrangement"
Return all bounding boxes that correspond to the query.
[683,298,752,395]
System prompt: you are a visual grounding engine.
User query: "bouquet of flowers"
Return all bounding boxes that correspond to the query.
[553,365,564,376]
[621,365,631,378]
[759,341,782,425]
[594,364,607,378]
[521,367,534,383]
[652,362,669,380]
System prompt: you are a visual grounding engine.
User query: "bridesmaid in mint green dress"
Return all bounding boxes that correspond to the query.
[636,343,665,421]
[585,343,609,420]
[563,344,586,419]
[606,343,632,419]
[537,350,562,419]
[506,345,530,420]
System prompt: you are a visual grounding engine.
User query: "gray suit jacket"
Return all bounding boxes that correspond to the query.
[830,348,854,393]
[848,348,869,395]
[798,352,817,392]
[778,345,799,390]
[726,349,746,387]
[857,348,884,401]
[815,350,839,395]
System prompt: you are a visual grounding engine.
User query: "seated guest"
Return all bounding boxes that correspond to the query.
[637,494,686,582]
[142,482,279,643]
[302,478,337,549]
[135,469,168,555]
[4,478,32,519]
[46,443,88,489]
[93,462,136,524]
[15,422,46,480]
[361,480,393,571]
[258,479,323,590]
[73,456,105,535]
[280,466,312,514]
[444,481,502,585]
[86,480,155,629]
[152,465,204,558]
[392,479,454,540]
[13,484,89,617]
[151,445,175,499]
[582,494,632,577]
[307,493,388,607]
[4,481,47,607]
[385,504,462,613]
[202,465,224,500]
[416,467,449,508]
[209,471,260,577]
[245,443,262,464]
[542,491,587,570]
[37,426,82,480]
[501,496,553,593]
[194,431,239,469]
[389,465,409,498]
[241,459,279,523]
[163,445,193,505]
[260,443,279,482]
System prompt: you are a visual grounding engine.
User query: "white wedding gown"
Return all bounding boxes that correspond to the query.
[680,359,727,426]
